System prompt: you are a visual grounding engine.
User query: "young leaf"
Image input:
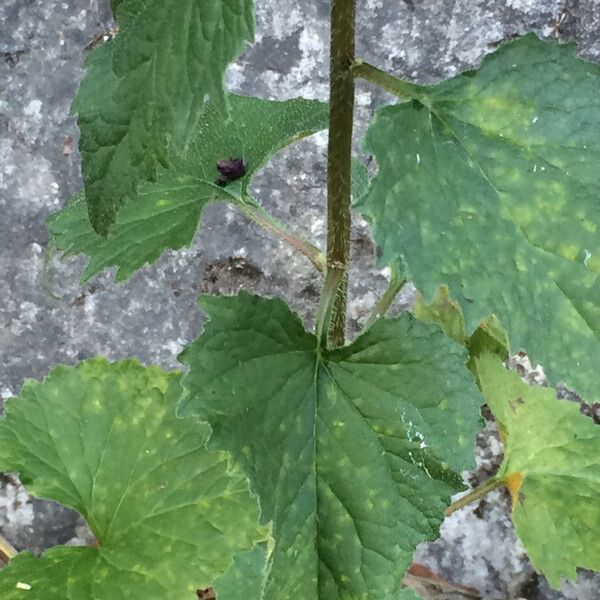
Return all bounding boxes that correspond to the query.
[50,94,328,282]
[357,34,600,401]
[75,0,254,235]
[0,359,268,599]
[476,352,600,587]
[179,292,482,600]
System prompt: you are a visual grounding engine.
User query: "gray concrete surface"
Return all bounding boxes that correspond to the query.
[2,0,600,597]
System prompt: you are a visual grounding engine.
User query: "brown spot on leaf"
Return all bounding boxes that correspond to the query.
[505,471,525,506]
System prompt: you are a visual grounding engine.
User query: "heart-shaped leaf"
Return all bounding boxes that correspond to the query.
[179,292,482,599]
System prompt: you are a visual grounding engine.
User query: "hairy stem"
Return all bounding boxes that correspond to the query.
[352,60,427,102]
[364,272,407,329]
[315,267,344,348]
[239,201,325,273]
[444,478,505,517]
[324,0,356,347]
[0,532,17,561]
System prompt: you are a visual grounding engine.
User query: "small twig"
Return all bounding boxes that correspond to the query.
[84,24,119,51]
[239,200,325,273]
[364,271,407,329]
[404,562,481,599]
[0,532,18,561]
[444,478,505,517]
[352,59,427,103]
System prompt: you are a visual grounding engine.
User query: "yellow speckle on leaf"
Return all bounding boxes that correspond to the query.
[558,243,579,261]
[515,253,527,272]
[469,93,533,140]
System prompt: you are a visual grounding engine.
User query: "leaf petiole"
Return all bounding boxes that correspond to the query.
[444,477,505,516]
[352,59,428,103]
[239,199,325,272]
[364,271,407,329]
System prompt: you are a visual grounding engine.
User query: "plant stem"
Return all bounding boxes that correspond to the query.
[444,478,505,517]
[352,60,427,103]
[324,0,356,347]
[239,201,325,273]
[364,272,407,329]
[315,267,344,348]
[0,532,17,561]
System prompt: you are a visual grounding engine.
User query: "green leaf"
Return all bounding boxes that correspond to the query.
[415,287,509,379]
[351,158,371,206]
[0,359,268,599]
[213,545,268,600]
[467,314,509,366]
[476,352,600,587]
[50,94,328,282]
[357,34,600,401]
[179,292,482,600]
[414,287,467,346]
[75,0,255,235]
